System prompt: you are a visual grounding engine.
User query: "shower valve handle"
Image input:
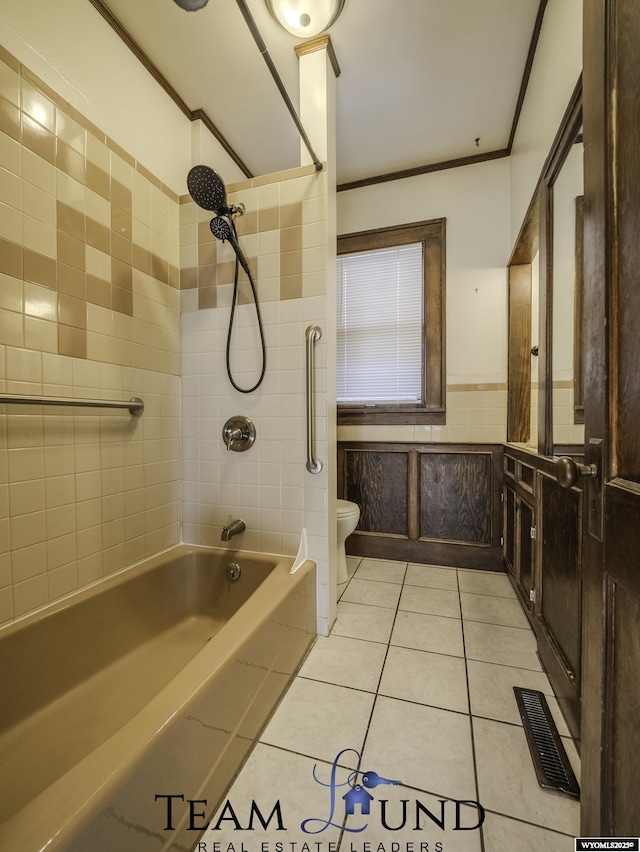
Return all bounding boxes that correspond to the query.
[225,427,244,451]
[222,416,256,453]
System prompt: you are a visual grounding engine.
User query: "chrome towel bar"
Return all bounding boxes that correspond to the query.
[305,325,323,474]
[0,394,144,416]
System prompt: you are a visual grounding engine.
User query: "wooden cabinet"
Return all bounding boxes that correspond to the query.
[503,457,536,609]
[503,446,583,744]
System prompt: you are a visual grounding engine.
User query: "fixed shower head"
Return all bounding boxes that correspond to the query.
[187,165,229,213]
[210,215,251,277]
[172,0,209,10]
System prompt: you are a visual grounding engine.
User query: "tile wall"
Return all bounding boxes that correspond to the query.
[337,383,508,444]
[180,165,332,633]
[0,46,181,624]
[552,381,585,445]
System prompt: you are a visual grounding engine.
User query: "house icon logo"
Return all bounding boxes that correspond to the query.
[300,748,404,834]
[343,784,374,816]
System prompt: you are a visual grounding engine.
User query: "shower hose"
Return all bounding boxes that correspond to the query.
[226,217,266,393]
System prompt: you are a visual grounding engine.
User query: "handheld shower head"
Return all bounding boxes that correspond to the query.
[210,215,251,277]
[185,164,265,393]
[210,215,232,243]
[187,165,229,213]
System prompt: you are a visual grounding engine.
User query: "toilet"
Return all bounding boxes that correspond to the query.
[336,499,360,586]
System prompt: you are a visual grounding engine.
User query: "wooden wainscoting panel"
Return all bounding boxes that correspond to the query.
[338,443,503,570]
[418,451,492,544]
[344,448,409,537]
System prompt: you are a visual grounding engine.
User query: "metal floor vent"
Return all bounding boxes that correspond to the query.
[513,687,580,800]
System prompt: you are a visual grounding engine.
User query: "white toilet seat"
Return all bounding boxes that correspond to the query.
[336,499,360,588]
[337,499,359,519]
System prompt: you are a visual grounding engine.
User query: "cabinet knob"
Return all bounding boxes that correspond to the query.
[555,456,597,489]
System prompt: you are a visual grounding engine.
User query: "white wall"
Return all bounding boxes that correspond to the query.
[339,158,511,384]
[509,0,582,247]
[337,157,511,444]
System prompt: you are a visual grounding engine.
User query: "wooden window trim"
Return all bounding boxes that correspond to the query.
[337,218,446,425]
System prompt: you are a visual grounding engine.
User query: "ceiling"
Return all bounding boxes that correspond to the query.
[95,0,543,187]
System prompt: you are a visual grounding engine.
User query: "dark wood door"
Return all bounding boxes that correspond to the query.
[581,0,640,834]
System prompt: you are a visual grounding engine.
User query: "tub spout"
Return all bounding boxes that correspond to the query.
[221,519,246,541]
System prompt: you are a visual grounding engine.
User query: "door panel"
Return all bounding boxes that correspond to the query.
[602,483,640,832]
[605,576,640,831]
[582,0,640,834]
[540,475,582,681]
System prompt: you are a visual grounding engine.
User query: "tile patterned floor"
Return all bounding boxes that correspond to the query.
[199,558,581,851]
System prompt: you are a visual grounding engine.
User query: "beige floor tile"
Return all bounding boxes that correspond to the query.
[461,591,530,628]
[260,677,374,765]
[194,558,584,852]
[399,584,461,618]
[355,557,407,584]
[467,660,555,726]
[379,645,469,713]
[332,601,396,643]
[463,620,542,671]
[563,734,581,783]
[473,716,580,835]
[482,812,575,852]
[457,569,516,598]
[201,743,343,844]
[342,577,403,609]
[405,562,458,591]
[391,610,465,657]
[346,555,361,578]
[299,634,387,693]
[363,695,477,801]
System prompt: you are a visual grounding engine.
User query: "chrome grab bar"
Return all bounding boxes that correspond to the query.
[305,325,323,474]
[0,394,144,416]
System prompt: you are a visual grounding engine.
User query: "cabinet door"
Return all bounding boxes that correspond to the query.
[503,486,516,574]
[518,499,535,602]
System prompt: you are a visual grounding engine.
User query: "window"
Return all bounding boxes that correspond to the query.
[337,219,446,425]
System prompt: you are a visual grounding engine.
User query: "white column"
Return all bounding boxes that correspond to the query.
[297,37,339,632]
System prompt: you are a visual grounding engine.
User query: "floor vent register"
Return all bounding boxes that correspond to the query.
[513,687,580,800]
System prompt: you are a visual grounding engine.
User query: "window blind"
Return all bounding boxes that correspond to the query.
[336,243,423,404]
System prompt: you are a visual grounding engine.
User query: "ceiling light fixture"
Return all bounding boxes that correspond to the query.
[265,0,345,37]
[172,0,209,11]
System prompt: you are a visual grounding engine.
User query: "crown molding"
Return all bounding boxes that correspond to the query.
[87,0,252,178]
[337,149,510,192]
[294,35,341,78]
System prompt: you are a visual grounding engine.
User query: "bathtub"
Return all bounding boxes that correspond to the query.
[0,544,316,852]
